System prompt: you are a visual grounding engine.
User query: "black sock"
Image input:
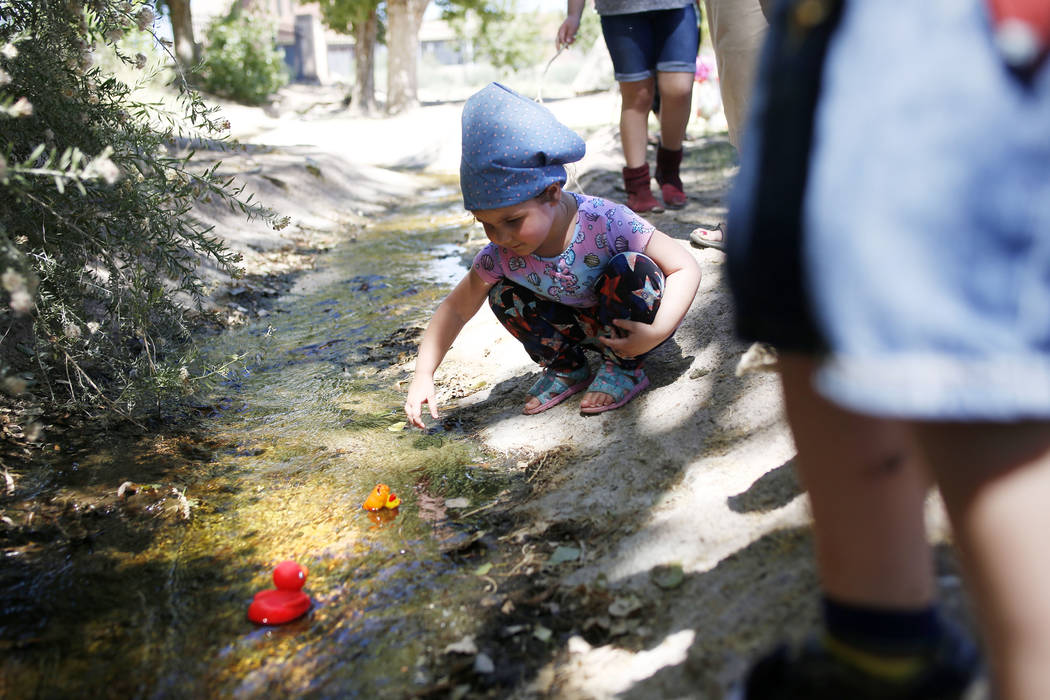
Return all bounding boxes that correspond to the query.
[821,596,942,680]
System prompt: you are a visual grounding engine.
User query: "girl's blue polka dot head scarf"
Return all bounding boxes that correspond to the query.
[460,82,586,211]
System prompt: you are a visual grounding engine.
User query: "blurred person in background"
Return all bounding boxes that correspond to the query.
[557,0,699,213]
[727,1,1050,699]
[689,0,770,251]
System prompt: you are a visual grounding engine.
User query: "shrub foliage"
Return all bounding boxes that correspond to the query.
[0,0,279,415]
[199,7,289,105]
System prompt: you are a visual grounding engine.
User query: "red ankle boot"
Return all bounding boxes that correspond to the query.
[654,146,687,209]
[622,164,663,214]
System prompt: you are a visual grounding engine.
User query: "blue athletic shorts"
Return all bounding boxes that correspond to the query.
[600,5,699,83]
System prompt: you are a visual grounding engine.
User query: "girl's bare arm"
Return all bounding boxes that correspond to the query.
[405,269,492,428]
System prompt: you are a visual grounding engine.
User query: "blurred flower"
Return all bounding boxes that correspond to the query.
[105,27,124,43]
[87,321,101,334]
[134,52,147,70]
[1,44,17,60]
[136,7,154,31]
[2,268,25,293]
[695,56,714,83]
[0,69,10,86]
[10,97,33,117]
[9,289,34,314]
[85,151,121,184]
[63,323,81,339]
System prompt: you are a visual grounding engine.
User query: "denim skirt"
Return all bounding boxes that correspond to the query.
[729,0,1050,420]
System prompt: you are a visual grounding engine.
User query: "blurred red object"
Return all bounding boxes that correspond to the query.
[986,0,1050,69]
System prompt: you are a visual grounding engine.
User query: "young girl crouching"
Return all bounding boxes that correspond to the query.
[404,83,701,428]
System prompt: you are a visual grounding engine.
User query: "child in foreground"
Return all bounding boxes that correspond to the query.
[404,83,701,429]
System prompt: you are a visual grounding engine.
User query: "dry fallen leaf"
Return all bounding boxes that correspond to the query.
[443,635,478,655]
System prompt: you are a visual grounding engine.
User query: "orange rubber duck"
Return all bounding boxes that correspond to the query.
[362,483,401,511]
[247,560,312,626]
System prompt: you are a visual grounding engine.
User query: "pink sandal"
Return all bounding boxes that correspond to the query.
[523,366,592,415]
[580,362,650,415]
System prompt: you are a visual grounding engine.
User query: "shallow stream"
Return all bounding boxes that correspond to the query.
[2,187,521,697]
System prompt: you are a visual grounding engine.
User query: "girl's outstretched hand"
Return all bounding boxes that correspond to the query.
[405,375,439,429]
[599,318,665,359]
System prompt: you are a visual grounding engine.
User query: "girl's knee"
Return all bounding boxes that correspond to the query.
[597,252,665,328]
[605,252,665,290]
[619,82,656,111]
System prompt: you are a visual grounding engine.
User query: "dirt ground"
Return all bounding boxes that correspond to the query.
[2,84,969,698]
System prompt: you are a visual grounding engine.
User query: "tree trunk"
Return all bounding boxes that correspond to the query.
[385,0,428,114]
[166,0,198,69]
[350,9,378,115]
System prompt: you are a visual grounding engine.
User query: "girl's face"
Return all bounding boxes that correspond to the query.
[472,188,561,257]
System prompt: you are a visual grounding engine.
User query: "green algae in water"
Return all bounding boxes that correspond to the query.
[1,191,519,698]
[340,409,404,432]
[411,433,443,449]
[409,443,508,499]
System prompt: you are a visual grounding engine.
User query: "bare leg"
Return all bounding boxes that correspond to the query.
[916,422,1050,700]
[654,71,694,151]
[779,354,936,607]
[618,78,656,168]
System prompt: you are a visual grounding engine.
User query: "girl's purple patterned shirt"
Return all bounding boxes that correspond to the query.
[471,192,656,308]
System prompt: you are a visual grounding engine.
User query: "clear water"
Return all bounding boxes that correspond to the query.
[1,186,512,697]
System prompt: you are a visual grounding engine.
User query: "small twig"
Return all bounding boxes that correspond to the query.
[461,500,500,518]
[508,543,538,577]
[537,46,566,104]
[63,354,77,404]
[526,453,551,483]
[62,350,146,429]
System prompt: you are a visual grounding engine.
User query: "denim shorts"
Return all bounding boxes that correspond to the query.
[600,5,699,82]
[730,0,1050,420]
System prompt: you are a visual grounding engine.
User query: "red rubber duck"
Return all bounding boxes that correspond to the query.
[247,560,312,625]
